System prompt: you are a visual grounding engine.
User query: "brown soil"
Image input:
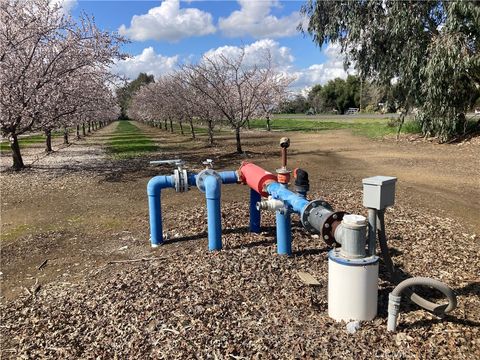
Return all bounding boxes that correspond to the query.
[0,122,479,358]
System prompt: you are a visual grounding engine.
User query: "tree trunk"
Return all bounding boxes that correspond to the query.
[82,122,86,136]
[396,111,406,140]
[189,119,195,139]
[169,118,173,133]
[235,127,242,153]
[63,126,69,144]
[164,118,168,130]
[246,118,251,130]
[76,124,81,139]
[266,115,271,131]
[88,121,91,133]
[9,134,24,170]
[179,121,184,135]
[45,129,52,152]
[207,120,214,146]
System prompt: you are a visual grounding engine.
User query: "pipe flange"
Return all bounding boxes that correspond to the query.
[196,169,221,193]
[173,169,189,193]
[301,199,333,233]
[321,211,347,246]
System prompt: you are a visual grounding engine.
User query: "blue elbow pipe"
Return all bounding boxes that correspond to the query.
[276,210,292,255]
[249,189,261,233]
[204,175,222,251]
[147,175,175,247]
[266,182,309,214]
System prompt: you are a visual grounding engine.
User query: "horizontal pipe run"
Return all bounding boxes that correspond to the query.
[266,182,309,214]
[188,170,239,187]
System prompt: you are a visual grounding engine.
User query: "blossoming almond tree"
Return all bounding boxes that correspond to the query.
[0,0,124,169]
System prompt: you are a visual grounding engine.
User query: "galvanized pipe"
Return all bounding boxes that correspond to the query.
[367,208,377,256]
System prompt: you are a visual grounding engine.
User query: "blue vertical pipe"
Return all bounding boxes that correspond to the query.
[204,175,222,251]
[276,210,292,255]
[249,189,261,233]
[147,175,175,247]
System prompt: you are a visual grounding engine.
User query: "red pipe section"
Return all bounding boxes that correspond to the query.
[239,162,277,197]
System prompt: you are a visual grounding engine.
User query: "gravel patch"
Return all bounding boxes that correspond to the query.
[1,189,478,359]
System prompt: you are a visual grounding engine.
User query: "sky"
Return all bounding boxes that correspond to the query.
[66,0,352,91]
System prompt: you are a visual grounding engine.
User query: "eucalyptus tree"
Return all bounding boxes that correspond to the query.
[0,0,125,169]
[300,0,480,141]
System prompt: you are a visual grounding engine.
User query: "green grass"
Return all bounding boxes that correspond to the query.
[0,130,74,153]
[0,134,46,152]
[250,118,421,138]
[107,120,157,158]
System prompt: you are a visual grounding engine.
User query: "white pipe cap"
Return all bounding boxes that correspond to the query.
[343,214,367,226]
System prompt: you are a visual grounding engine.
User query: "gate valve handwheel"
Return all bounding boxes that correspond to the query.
[202,159,214,169]
[279,137,290,148]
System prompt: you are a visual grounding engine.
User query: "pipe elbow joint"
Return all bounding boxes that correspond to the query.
[147,175,174,196]
[204,175,221,199]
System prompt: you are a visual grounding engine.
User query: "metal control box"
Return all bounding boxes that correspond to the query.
[362,176,397,210]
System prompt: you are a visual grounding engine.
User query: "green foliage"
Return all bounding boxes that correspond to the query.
[107,121,157,158]
[301,0,480,140]
[249,116,421,138]
[278,94,310,114]
[308,75,361,114]
[116,73,155,119]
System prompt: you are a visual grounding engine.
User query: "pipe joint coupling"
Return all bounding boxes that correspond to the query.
[257,197,285,212]
[173,168,189,193]
[196,169,221,193]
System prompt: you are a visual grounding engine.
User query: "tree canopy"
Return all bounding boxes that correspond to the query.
[301,0,480,140]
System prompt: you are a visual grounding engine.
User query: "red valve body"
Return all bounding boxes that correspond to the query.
[239,162,277,197]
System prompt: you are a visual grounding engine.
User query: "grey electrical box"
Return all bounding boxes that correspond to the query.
[362,176,397,210]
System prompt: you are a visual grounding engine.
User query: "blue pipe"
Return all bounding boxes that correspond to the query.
[188,170,239,187]
[204,175,222,251]
[276,210,292,255]
[266,182,309,214]
[147,175,175,247]
[249,189,261,233]
[218,170,238,184]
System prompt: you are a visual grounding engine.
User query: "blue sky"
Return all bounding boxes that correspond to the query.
[68,0,351,90]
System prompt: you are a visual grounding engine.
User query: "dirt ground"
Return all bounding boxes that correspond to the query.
[0,122,479,358]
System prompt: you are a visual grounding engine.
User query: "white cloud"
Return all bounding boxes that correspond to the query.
[202,41,351,92]
[112,47,178,80]
[291,43,353,91]
[203,39,294,69]
[51,0,77,15]
[118,0,215,42]
[219,0,304,38]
